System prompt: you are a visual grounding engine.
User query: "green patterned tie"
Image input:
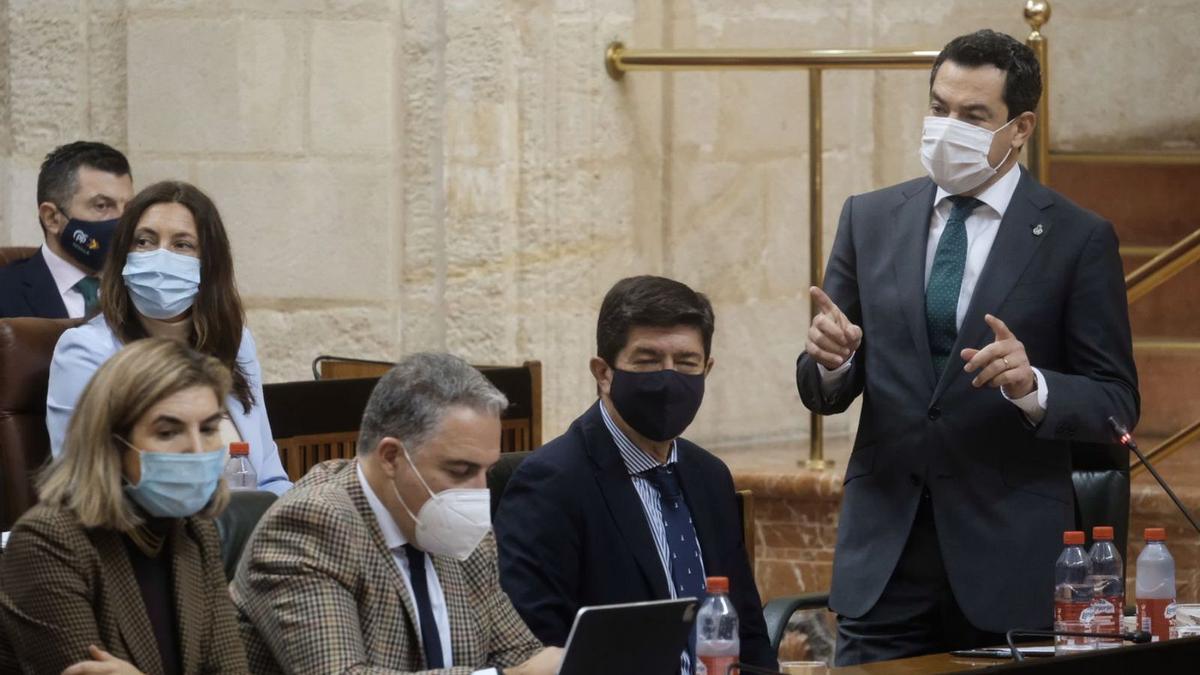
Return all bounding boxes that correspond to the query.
[74,276,100,316]
[926,196,983,375]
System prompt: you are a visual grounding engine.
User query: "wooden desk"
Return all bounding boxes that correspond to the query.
[827,636,1200,673]
[828,651,1007,674]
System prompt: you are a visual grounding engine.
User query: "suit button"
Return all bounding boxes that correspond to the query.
[927,406,941,421]
[909,474,922,486]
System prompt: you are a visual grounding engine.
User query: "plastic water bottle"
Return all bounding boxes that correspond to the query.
[1054,531,1092,625]
[1135,527,1176,642]
[223,442,257,490]
[1086,525,1124,640]
[696,576,738,675]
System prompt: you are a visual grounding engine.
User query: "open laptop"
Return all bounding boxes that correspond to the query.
[558,598,698,675]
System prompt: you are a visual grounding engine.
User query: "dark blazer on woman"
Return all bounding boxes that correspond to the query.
[0,503,249,674]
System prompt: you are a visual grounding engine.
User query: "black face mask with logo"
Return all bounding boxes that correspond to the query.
[59,215,118,273]
[608,367,706,442]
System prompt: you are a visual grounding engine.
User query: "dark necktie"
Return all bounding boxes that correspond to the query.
[74,276,100,316]
[644,465,706,674]
[925,196,983,375]
[403,544,445,668]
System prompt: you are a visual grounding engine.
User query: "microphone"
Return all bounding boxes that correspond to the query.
[1107,417,1200,537]
[1005,628,1152,661]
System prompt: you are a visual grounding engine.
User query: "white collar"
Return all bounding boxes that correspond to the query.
[934,160,1022,219]
[40,243,89,296]
[357,462,409,551]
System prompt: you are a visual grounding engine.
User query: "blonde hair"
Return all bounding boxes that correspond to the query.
[38,337,233,532]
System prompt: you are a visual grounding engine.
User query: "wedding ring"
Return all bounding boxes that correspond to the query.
[1002,357,1011,368]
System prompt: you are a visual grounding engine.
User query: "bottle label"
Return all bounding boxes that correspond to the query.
[1088,596,1123,635]
[1055,600,1092,624]
[700,655,737,675]
[1137,598,1176,642]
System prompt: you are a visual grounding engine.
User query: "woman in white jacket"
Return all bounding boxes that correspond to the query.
[46,180,292,495]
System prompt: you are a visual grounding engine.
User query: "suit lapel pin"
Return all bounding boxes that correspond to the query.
[1032,224,1044,236]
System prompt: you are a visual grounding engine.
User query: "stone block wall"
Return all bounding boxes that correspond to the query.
[2,0,1198,464]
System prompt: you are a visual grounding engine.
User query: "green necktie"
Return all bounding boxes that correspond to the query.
[74,276,100,316]
[925,196,983,375]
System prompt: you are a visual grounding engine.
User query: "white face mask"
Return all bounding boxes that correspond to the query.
[920,115,1016,195]
[391,446,491,561]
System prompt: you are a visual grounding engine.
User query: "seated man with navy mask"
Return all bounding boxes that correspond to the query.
[494,275,775,672]
[0,141,133,319]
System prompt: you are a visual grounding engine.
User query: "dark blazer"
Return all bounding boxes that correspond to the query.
[796,168,1139,633]
[0,503,249,674]
[494,401,775,667]
[0,250,70,319]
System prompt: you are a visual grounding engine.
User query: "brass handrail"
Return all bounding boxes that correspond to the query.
[1125,227,1200,305]
[1125,227,1200,476]
[1132,419,1200,478]
[1024,1,1052,183]
[604,45,940,77]
[604,2,1046,470]
[604,1,1049,470]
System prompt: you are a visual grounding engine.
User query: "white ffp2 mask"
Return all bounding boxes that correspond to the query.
[392,447,491,561]
[920,115,1015,195]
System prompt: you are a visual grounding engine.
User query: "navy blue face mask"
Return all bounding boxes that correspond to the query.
[59,213,118,272]
[608,368,706,442]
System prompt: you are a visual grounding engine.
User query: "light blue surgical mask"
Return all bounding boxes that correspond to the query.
[119,438,226,518]
[122,249,201,320]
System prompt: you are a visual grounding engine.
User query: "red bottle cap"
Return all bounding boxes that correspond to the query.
[1145,527,1166,542]
[229,441,250,456]
[1063,531,1085,546]
[1093,526,1114,540]
[706,576,729,593]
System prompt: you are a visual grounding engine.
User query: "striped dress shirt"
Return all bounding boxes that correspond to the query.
[599,401,706,674]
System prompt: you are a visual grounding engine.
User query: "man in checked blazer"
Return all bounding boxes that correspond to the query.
[232,353,561,675]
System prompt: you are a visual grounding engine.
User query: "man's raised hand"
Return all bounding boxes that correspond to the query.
[806,286,863,370]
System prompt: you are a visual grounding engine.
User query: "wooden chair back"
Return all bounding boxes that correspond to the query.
[736,489,756,574]
[267,359,544,482]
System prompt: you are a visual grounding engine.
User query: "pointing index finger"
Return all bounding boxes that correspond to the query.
[810,286,839,316]
[985,314,1013,340]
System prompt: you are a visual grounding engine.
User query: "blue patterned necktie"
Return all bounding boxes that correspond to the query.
[644,465,706,674]
[925,196,983,375]
[403,544,445,668]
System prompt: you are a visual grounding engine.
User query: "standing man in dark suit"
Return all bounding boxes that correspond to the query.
[0,141,132,319]
[796,30,1138,665]
[495,275,775,672]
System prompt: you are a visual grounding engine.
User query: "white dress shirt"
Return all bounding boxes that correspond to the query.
[40,243,89,319]
[819,165,1048,422]
[356,465,499,675]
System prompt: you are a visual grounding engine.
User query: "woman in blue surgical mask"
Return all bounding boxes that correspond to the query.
[1,338,249,673]
[45,181,293,495]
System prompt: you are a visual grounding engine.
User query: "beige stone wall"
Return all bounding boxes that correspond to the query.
[2,1,1197,466]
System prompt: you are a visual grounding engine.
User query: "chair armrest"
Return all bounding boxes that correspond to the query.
[763,592,830,654]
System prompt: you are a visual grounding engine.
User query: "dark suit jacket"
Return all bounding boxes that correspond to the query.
[494,401,775,667]
[0,250,70,319]
[796,168,1139,633]
[0,503,249,674]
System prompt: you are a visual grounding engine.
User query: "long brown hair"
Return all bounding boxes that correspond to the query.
[99,180,253,412]
[38,338,233,531]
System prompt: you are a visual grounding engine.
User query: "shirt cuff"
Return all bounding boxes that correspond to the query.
[817,353,854,386]
[471,669,499,675]
[1004,367,1048,424]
